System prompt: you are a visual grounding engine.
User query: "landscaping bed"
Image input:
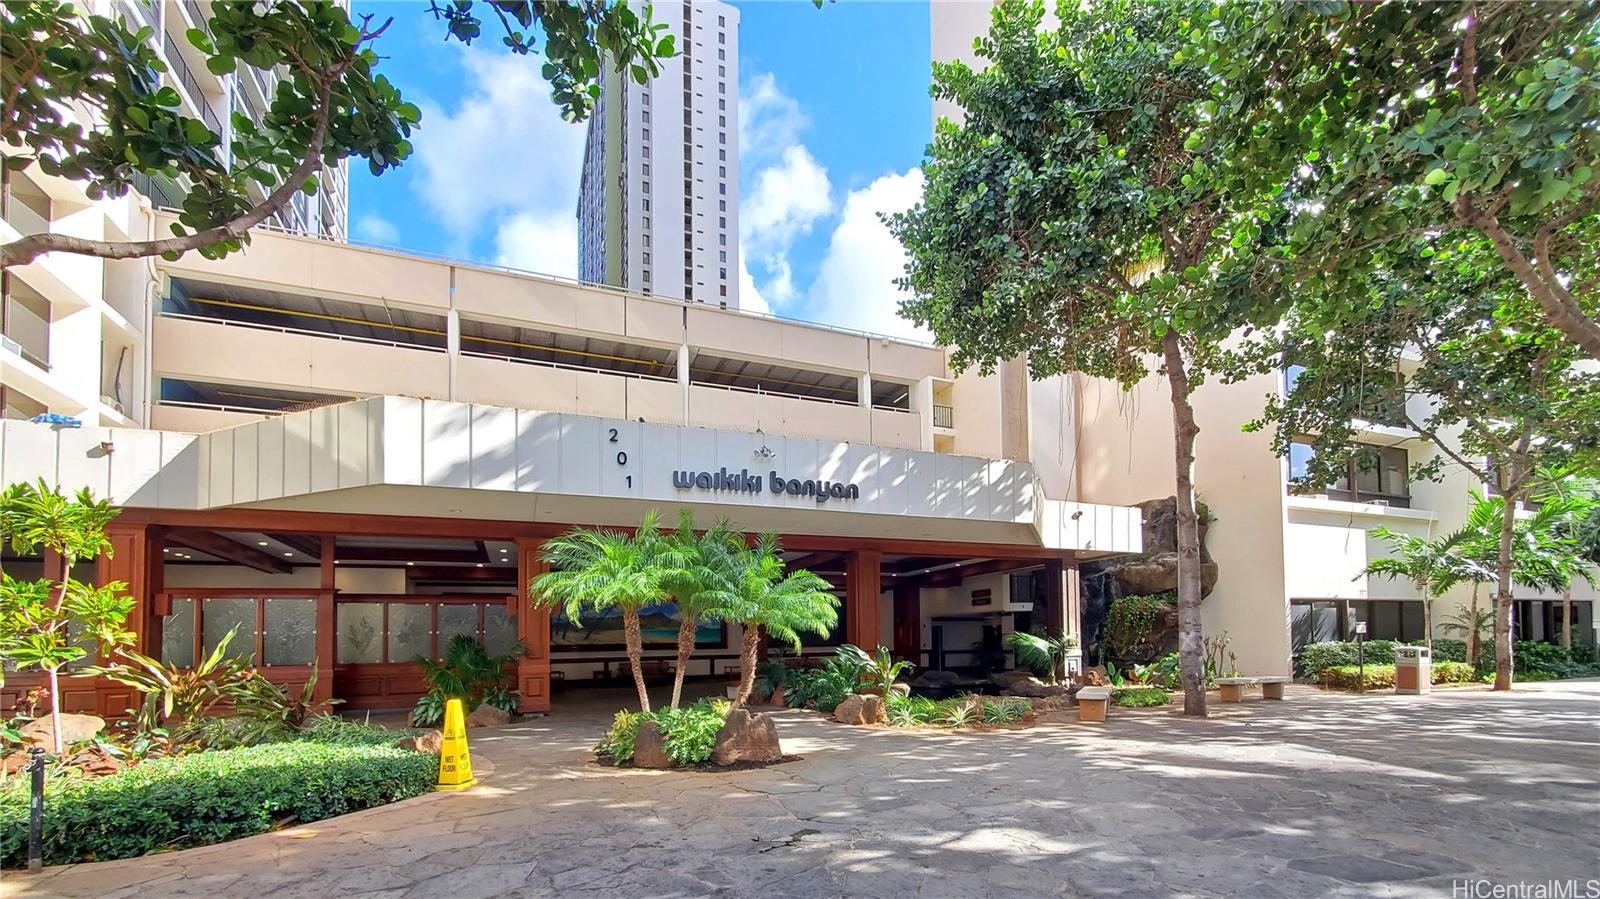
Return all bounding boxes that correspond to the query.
[0,718,435,867]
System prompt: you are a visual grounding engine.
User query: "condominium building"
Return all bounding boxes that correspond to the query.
[578,0,741,308]
[0,0,349,432]
[929,0,1599,665]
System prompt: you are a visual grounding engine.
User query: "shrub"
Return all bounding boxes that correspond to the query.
[1432,661,1478,684]
[411,635,523,727]
[596,710,646,766]
[1296,640,1400,676]
[978,697,1031,724]
[784,658,860,712]
[1106,592,1174,656]
[292,715,421,747]
[596,700,729,767]
[1319,664,1398,690]
[0,741,435,867]
[1113,687,1171,708]
[1430,639,1469,663]
[885,692,939,727]
[653,700,728,766]
[1477,641,1600,679]
[935,696,982,728]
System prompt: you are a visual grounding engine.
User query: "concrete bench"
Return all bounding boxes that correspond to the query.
[1076,686,1112,722]
[1217,676,1290,703]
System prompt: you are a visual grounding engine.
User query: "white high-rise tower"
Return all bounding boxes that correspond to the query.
[578,0,740,308]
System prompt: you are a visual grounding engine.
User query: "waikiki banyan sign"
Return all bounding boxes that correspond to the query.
[672,467,861,504]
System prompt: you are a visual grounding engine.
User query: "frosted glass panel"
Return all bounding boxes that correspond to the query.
[438,604,479,656]
[263,598,316,666]
[388,604,432,664]
[162,598,195,667]
[484,603,518,657]
[203,598,257,662]
[337,603,383,664]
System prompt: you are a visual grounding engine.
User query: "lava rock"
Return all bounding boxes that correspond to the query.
[712,708,782,765]
[466,704,511,728]
[397,730,444,753]
[632,720,672,768]
[21,713,105,748]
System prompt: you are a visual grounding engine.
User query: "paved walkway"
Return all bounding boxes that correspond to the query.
[5,682,1599,898]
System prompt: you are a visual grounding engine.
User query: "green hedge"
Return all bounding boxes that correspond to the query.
[1318,660,1481,691]
[0,741,436,867]
[1113,687,1171,708]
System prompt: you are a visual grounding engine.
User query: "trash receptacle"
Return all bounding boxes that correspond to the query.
[1394,645,1431,695]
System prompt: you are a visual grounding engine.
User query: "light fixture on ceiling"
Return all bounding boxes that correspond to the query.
[753,428,776,460]
[283,552,293,557]
[406,561,415,566]
[258,541,269,546]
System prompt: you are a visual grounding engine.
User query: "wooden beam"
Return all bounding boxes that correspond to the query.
[401,565,518,582]
[273,533,322,559]
[785,551,844,572]
[167,528,292,574]
[336,546,489,564]
[884,555,955,574]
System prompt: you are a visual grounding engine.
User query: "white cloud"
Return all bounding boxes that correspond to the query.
[738,260,772,315]
[805,169,929,342]
[738,73,833,308]
[494,212,578,279]
[740,72,807,163]
[409,49,582,271]
[353,214,399,246]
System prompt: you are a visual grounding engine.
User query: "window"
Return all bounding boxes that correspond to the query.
[718,31,725,43]
[1290,438,1410,507]
[642,180,650,194]
[719,165,726,177]
[719,250,727,262]
[719,115,726,127]
[643,215,650,228]
[164,595,318,668]
[719,267,726,279]
[718,48,725,60]
[643,252,651,264]
[642,163,650,176]
[719,65,726,77]
[643,268,651,281]
[642,92,650,106]
[718,14,725,25]
[719,98,725,110]
[718,82,725,94]
[642,128,650,140]
[643,233,650,247]
[331,600,519,664]
[641,198,650,211]
[720,284,727,297]
[719,200,726,211]
[719,149,726,161]
[719,216,726,228]
[719,233,727,246]
[719,183,726,195]
[642,145,650,159]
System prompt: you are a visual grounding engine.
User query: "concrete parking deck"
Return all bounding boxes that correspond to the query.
[5,681,1598,898]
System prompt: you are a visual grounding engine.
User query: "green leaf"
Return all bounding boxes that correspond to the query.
[206,54,236,76]
[1424,166,1449,186]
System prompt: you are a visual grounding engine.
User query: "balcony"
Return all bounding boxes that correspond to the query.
[932,404,954,430]
[2,293,51,370]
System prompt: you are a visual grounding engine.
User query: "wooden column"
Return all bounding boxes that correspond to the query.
[515,538,551,713]
[315,535,337,705]
[845,549,882,650]
[95,523,164,717]
[892,582,921,664]
[1041,559,1066,635]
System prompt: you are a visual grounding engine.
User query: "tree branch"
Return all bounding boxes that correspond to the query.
[1462,202,1600,360]
[2,77,337,269]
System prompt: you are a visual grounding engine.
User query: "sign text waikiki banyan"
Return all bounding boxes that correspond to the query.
[672,468,860,503]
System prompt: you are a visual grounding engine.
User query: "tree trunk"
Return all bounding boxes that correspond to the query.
[46,666,64,755]
[1468,583,1481,666]
[1423,595,1433,652]
[735,625,762,706]
[1562,585,1573,651]
[1161,330,1207,717]
[621,607,651,713]
[668,616,696,709]
[1493,493,1518,691]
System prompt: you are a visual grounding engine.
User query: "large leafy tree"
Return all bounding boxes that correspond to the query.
[1259,236,1600,689]
[1529,475,1600,649]
[532,510,675,713]
[715,533,839,707]
[889,0,1279,716]
[0,482,135,754]
[1,0,670,269]
[1203,1,1600,359]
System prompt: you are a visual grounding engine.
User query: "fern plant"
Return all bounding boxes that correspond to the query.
[410,634,524,726]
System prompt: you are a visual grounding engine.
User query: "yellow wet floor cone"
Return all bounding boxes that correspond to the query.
[436,697,476,791]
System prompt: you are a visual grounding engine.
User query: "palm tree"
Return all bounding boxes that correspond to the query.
[1439,606,1493,664]
[659,510,744,709]
[1006,630,1077,684]
[1532,474,1600,649]
[1362,526,1477,651]
[716,533,839,706]
[531,510,674,713]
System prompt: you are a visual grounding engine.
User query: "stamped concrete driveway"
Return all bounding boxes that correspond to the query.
[5,681,1599,899]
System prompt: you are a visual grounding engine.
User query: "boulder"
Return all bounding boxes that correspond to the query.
[911,670,961,689]
[466,704,511,728]
[21,713,105,748]
[396,730,444,753]
[1112,553,1219,599]
[711,708,782,765]
[833,695,866,725]
[1082,666,1109,686]
[767,686,786,708]
[995,672,1069,698]
[859,694,887,725]
[1031,694,1075,713]
[632,720,672,768]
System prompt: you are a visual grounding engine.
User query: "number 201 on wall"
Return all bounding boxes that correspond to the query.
[608,427,632,488]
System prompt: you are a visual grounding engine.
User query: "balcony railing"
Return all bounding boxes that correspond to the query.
[163,42,221,135]
[932,404,955,429]
[2,298,51,370]
[1,195,49,238]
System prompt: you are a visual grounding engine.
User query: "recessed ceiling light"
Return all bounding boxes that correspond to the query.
[406,561,414,566]
[258,541,269,546]
[163,548,170,553]
[283,552,293,556]
[477,563,484,567]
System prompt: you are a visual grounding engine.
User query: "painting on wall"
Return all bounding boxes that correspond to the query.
[551,602,725,650]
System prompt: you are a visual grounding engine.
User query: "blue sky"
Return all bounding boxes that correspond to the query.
[347,1,934,339]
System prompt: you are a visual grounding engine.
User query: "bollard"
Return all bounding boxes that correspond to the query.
[28,746,45,872]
